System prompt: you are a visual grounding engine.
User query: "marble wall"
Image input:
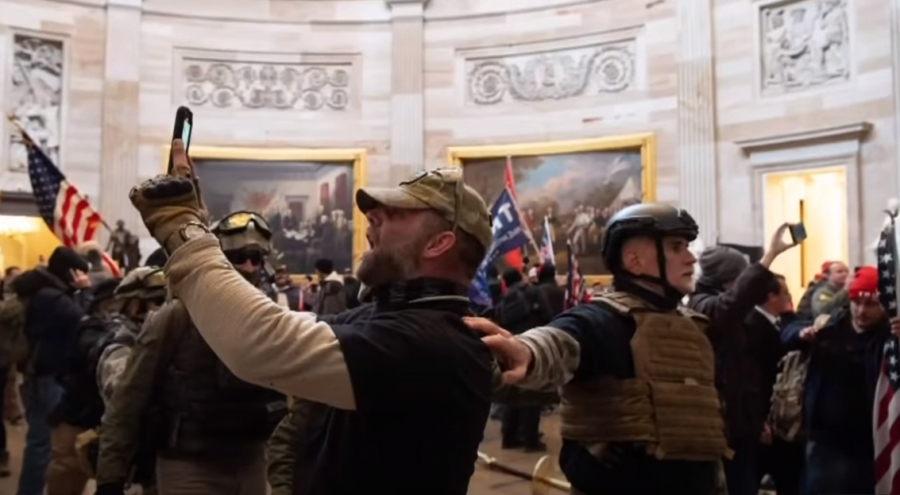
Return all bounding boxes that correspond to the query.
[0,0,897,264]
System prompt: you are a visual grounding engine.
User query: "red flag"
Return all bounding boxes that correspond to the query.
[504,156,517,201]
[503,156,524,270]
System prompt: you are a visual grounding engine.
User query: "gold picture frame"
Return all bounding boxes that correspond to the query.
[160,145,367,281]
[447,133,657,287]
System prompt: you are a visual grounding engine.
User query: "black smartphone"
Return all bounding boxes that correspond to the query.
[789,222,807,244]
[167,106,193,174]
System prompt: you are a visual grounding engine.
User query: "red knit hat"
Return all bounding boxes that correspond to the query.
[848,265,878,300]
[815,260,837,281]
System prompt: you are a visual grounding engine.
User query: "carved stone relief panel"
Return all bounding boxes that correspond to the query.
[8,34,65,171]
[465,40,636,106]
[182,59,351,111]
[759,0,850,95]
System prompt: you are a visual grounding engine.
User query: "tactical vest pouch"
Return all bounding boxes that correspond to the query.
[560,378,656,443]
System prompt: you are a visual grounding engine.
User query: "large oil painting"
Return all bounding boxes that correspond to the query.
[179,146,367,275]
[449,135,656,280]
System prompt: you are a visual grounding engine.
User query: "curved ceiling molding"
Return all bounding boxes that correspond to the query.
[34,0,611,25]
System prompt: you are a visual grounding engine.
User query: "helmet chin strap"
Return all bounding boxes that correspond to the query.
[623,238,686,303]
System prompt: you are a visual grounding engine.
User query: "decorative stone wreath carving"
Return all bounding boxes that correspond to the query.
[466,43,635,105]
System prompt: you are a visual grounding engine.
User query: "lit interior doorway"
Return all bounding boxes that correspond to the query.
[0,215,60,274]
[763,166,848,304]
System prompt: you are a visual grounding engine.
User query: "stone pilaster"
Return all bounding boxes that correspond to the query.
[676,0,719,245]
[891,0,900,197]
[386,0,427,182]
[98,0,143,238]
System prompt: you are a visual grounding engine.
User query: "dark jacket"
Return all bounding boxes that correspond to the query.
[344,276,362,309]
[14,268,85,377]
[53,314,134,428]
[491,281,563,407]
[277,284,302,312]
[741,308,794,443]
[782,310,887,446]
[314,272,346,315]
[686,263,777,445]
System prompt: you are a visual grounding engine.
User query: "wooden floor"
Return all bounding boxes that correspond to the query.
[0,412,565,495]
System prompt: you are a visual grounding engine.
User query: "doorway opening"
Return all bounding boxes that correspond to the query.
[763,166,848,304]
[0,215,60,274]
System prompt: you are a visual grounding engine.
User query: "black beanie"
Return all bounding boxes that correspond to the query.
[698,246,750,289]
[48,246,90,283]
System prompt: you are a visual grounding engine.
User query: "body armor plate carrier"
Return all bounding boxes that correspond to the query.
[559,291,731,462]
[157,302,287,456]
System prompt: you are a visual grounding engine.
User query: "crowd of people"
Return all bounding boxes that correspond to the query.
[0,138,894,495]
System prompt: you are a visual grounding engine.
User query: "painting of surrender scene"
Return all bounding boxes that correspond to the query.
[459,148,646,276]
[194,158,355,274]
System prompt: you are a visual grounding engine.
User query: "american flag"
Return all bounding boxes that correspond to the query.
[564,240,586,309]
[24,136,119,275]
[874,212,900,495]
[539,216,554,265]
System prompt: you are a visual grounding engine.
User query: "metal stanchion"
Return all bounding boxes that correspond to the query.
[476,451,570,494]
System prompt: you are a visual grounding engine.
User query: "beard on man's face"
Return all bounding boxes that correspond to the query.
[357,237,424,287]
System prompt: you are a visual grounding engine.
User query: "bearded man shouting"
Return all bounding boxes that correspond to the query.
[126,139,495,495]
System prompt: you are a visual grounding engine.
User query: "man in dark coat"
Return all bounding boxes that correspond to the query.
[687,224,797,495]
[14,246,91,495]
[781,265,888,494]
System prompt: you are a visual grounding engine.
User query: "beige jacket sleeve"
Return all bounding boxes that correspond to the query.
[165,235,356,410]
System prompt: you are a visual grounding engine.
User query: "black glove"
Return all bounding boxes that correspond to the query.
[94,482,126,495]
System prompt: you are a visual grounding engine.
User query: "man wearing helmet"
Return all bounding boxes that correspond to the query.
[94,211,287,495]
[465,203,792,495]
[96,266,168,408]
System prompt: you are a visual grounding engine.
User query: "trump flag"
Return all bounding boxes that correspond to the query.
[468,188,532,307]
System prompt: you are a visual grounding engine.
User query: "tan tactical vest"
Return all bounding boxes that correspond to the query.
[560,291,730,462]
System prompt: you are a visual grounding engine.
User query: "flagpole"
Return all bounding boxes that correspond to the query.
[5,113,113,234]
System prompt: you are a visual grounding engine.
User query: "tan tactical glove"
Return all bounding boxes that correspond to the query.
[128,139,209,253]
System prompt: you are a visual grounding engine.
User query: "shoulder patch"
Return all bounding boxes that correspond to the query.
[817,292,833,301]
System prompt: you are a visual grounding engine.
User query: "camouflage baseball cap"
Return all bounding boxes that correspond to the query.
[356,168,493,250]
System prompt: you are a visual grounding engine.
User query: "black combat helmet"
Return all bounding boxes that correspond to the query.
[601,203,698,296]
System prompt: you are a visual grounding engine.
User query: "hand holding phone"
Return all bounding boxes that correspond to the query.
[167,106,193,174]
[789,222,807,244]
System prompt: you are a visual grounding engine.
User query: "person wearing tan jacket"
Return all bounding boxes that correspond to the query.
[127,140,496,495]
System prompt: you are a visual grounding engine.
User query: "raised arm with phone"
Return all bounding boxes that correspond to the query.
[128,127,501,494]
[167,106,193,175]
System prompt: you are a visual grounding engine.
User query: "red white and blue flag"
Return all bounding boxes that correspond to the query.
[564,240,586,309]
[539,216,554,266]
[25,135,120,276]
[875,207,900,494]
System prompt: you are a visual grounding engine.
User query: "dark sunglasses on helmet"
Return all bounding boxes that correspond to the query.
[224,249,264,266]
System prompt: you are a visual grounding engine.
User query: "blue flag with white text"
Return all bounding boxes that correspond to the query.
[468,188,532,307]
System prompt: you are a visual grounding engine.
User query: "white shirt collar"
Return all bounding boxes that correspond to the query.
[755,306,780,326]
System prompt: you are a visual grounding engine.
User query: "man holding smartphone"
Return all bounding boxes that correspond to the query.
[123,139,496,495]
